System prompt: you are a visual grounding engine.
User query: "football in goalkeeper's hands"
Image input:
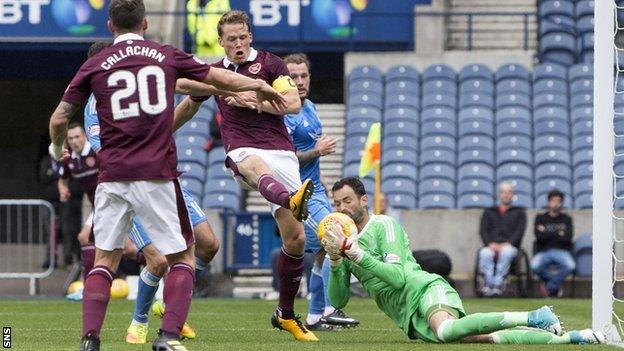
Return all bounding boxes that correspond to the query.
[317,212,357,241]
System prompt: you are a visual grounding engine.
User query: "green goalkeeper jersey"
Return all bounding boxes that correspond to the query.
[328,214,462,338]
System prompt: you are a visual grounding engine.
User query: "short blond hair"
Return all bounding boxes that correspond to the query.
[217,10,250,37]
[283,53,311,70]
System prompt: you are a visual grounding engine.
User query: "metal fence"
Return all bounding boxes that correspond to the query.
[0,200,56,295]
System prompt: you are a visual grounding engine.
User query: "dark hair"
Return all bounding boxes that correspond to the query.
[283,53,311,70]
[109,0,145,32]
[217,10,250,37]
[332,177,367,197]
[68,121,84,131]
[547,189,565,201]
[87,41,111,58]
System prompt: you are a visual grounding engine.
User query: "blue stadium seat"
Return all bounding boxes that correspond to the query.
[575,0,594,19]
[616,118,624,135]
[206,163,230,180]
[348,93,383,110]
[535,149,571,166]
[179,161,207,182]
[570,79,593,95]
[347,119,377,137]
[207,148,226,167]
[420,163,456,182]
[179,177,203,200]
[347,107,382,122]
[496,107,532,123]
[387,193,417,209]
[384,163,418,182]
[573,178,593,197]
[540,33,577,66]
[384,120,419,138]
[533,62,568,82]
[578,33,594,63]
[617,93,624,109]
[421,135,456,152]
[458,135,494,152]
[535,179,572,198]
[532,93,568,110]
[458,107,494,123]
[497,148,532,166]
[421,93,457,110]
[497,163,533,182]
[534,119,570,138]
[345,135,367,152]
[422,120,457,138]
[496,135,532,152]
[459,64,493,82]
[568,63,593,83]
[539,16,576,38]
[458,149,494,166]
[349,66,383,83]
[576,16,594,36]
[534,135,570,152]
[535,162,572,181]
[421,107,457,123]
[533,79,568,95]
[496,79,531,96]
[383,135,418,152]
[570,93,593,109]
[500,179,533,197]
[178,119,209,137]
[495,63,531,82]
[497,120,532,138]
[419,194,455,209]
[385,93,420,111]
[385,80,420,96]
[571,106,593,123]
[178,146,207,166]
[204,178,242,196]
[423,79,457,96]
[512,193,533,208]
[573,163,593,181]
[458,178,494,196]
[176,134,208,150]
[361,178,376,194]
[385,65,420,83]
[419,178,455,197]
[384,107,419,123]
[342,163,374,183]
[459,93,494,109]
[572,134,592,151]
[420,149,456,167]
[459,119,494,138]
[343,148,364,165]
[496,93,531,109]
[382,148,418,167]
[202,193,240,211]
[573,148,593,167]
[460,79,494,95]
[574,193,592,209]
[350,79,383,95]
[458,163,495,181]
[617,179,624,198]
[382,177,418,197]
[539,0,575,18]
[458,194,495,209]
[533,106,569,123]
[422,64,456,83]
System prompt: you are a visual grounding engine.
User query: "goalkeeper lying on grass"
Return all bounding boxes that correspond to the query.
[320,176,603,345]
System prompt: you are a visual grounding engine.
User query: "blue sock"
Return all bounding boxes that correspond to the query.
[195,256,207,277]
[321,256,332,311]
[132,267,161,324]
[308,263,325,317]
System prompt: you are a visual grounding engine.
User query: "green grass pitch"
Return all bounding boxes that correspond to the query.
[0,298,620,350]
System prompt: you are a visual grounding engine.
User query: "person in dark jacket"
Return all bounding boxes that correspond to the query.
[478,182,527,296]
[530,189,575,298]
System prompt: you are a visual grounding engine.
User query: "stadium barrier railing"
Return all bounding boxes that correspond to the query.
[0,199,56,296]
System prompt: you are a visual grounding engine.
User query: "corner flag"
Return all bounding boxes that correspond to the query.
[358,122,381,178]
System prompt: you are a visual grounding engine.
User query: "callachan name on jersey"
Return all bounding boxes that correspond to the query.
[100,46,166,70]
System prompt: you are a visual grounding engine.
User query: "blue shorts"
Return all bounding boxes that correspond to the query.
[128,187,207,251]
[303,192,333,254]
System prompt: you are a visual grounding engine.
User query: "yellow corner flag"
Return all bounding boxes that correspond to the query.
[358,122,381,178]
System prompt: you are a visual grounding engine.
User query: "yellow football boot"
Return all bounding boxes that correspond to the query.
[151,300,196,340]
[289,179,314,222]
[271,311,319,341]
[126,323,148,344]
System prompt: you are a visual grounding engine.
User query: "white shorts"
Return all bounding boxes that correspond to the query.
[226,147,302,215]
[84,211,94,227]
[92,179,194,255]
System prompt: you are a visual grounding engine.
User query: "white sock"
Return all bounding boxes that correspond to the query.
[324,306,335,315]
[306,313,322,325]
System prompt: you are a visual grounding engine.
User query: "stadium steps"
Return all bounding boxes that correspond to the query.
[447,0,538,50]
[244,104,346,212]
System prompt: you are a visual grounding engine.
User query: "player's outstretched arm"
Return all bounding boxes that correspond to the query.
[49,101,79,161]
[173,96,203,132]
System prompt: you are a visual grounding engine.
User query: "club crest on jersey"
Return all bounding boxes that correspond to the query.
[86,157,96,168]
[68,163,75,170]
[248,62,262,74]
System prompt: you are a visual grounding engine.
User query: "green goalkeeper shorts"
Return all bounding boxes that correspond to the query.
[408,279,466,343]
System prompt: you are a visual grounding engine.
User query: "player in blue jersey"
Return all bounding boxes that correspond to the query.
[283,53,359,330]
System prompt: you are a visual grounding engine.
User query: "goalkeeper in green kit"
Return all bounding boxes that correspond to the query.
[321,177,603,345]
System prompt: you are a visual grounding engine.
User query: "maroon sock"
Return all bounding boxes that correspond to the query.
[277,247,304,319]
[161,263,195,336]
[257,174,291,208]
[81,243,95,280]
[82,266,113,338]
